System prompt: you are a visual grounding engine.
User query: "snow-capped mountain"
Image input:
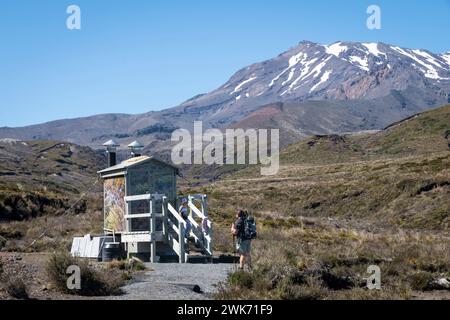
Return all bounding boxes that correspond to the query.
[1,41,449,151]
[175,41,450,126]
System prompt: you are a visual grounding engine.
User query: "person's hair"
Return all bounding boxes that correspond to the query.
[237,210,246,218]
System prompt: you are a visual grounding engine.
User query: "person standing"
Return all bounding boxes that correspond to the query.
[231,210,253,270]
[179,198,192,240]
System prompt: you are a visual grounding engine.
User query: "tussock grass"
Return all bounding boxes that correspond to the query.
[215,224,449,299]
[46,251,124,297]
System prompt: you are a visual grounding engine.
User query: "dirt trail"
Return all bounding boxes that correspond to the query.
[108,263,234,300]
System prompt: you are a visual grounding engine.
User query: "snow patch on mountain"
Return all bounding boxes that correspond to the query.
[362,43,387,59]
[282,68,296,86]
[412,50,447,70]
[270,52,308,87]
[325,42,348,57]
[310,70,332,92]
[443,53,450,67]
[349,56,369,71]
[289,58,319,90]
[391,46,447,80]
[231,77,257,95]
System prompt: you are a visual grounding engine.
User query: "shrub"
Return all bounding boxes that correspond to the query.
[277,283,326,300]
[5,277,29,300]
[46,251,124,296]
[320,268,356,290]
[410,272,435,291]
[107,259,146,271]
[228,271,254,289]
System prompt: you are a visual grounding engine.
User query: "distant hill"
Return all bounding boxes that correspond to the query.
[281,104,450,164]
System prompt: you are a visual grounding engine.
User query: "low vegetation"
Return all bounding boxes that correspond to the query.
[215,221,449,300]
[46,251,124,297]
[208,105,450,299]
[107,258,146,271]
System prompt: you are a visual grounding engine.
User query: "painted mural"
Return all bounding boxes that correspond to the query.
[104,177,126,232]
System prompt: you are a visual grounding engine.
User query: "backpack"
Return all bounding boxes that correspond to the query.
[242,214,257,240]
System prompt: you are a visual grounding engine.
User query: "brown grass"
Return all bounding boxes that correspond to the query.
[46,251,124,297]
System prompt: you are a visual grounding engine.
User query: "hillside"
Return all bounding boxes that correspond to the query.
[204,104,450,230]
[0,140,104,252]
[188,105,450,299]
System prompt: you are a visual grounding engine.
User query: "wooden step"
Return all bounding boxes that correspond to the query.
[186,254,213,264]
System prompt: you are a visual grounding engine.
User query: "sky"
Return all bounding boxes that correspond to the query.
[1,0,449,127]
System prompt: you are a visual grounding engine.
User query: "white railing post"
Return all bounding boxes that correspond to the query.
[179,222,185,263]
[149,195,156,263]
[201,194,208,218]
[162,196,168,242]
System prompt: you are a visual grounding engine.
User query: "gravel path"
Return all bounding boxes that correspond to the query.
[110,263,235,300]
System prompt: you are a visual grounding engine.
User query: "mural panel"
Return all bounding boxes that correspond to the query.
[104,177,126,232]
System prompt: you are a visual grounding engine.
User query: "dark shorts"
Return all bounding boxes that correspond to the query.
[236,239,251,254]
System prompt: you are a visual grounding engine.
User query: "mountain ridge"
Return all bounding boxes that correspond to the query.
[1,40,449,152]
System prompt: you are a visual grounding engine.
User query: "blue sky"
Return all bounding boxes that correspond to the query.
[1,0,449,127]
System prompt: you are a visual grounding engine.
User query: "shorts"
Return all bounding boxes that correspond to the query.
[236,239,251,254]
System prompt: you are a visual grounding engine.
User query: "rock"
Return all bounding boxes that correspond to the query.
[432,278,450,290]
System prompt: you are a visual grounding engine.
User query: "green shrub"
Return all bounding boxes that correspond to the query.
[228,271,254,289]
[46,251,124,296]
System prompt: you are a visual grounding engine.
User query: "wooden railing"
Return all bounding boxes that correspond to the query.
[122,193,164,263]
[119,193,212,263]
[187,195,213,256]
[164,198,187,263]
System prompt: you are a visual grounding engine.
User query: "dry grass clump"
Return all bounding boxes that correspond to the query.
[46,251,124,296]
[107,258,146,271]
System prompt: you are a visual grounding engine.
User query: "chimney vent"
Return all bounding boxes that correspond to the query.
[102,140,120,167]
[128,141,144,158]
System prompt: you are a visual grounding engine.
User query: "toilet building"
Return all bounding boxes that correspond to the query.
[98,155,178,235]
[71,140,213,263]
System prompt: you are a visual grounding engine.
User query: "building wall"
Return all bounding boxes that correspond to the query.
[128,161,177,203]
[127,161,177,232]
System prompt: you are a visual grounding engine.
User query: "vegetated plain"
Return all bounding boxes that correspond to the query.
[187,105,450,300]
[0,105,449,300]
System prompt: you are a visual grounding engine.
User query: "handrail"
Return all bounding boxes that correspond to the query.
[185,195,213,256]
[121,193,211,263]
[188,202,206,220]
[166,201,186,263]
[167,203,186,227]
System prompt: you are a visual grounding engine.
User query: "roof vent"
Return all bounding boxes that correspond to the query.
[128,140,144,158]
[102,140,120,167]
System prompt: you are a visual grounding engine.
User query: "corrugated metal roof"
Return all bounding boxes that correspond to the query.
[98,155,179,175]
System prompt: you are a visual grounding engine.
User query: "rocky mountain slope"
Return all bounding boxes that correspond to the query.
[1,41,449,152]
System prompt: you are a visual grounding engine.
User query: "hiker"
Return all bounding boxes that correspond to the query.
[179,198,192,239]
[231,210,256,270]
